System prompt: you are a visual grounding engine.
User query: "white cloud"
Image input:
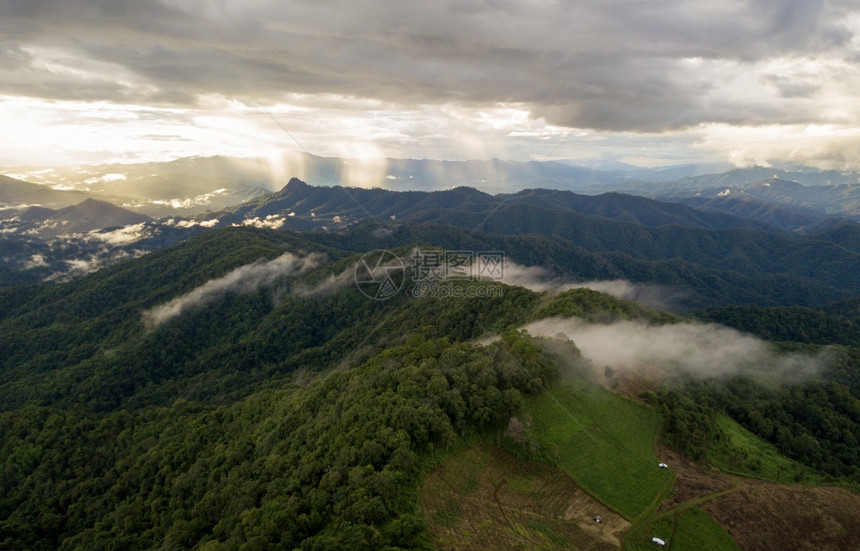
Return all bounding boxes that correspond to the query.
[502,261,683,310]
[292,268,354,298]
[142,252,322,328]
[242,214,285,229]
[0,1,858,169]
[23,253,48,269]
[63,256,104,276]
[170,217,219,228]
[525,317,824,381]
[87,222,148,245]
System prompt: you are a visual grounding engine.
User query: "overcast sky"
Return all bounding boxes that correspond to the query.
[2,0,859,170]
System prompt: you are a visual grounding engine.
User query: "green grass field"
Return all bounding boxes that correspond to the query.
[708,414,818,483]
[672,508,742,551]
[523,380,673,519]
[626,507,741,551]
[419,445,626,551]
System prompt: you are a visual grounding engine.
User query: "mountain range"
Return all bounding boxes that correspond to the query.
[2,160,859,550]
[2,177,859,308]
[209,179,860,296]
[0,174,94,209]
[652,177,860,228]
[4,199,151,238]
[7,154,860,219]
[1,221,858,550]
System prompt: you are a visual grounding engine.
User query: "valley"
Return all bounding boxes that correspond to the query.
[1,163,859,550]
[0,220,858,549]
[6,1,860,548]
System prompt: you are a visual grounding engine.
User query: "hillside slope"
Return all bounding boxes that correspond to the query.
[1,226,858,550]
[210,181,860,297]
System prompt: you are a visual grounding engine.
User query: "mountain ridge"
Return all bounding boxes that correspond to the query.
[8,154,860,215]
[1,219,858,550]
[200,181,860,296]
[4,198,151,238]
[222,179,777,232]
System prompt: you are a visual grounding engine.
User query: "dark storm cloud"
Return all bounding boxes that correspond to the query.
[0,0,856,131]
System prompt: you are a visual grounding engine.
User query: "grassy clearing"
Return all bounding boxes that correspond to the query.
[708,414,819,483]
[626,508,741,551]
[672,508,742,551]
[625,516,673,551]
[419,445,626,551]
[523,380,672,519]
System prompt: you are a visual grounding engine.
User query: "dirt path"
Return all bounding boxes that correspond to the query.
[628,440,860,551]
[420,445,629,550]
[702,482,860,551]
[421,433,860,550]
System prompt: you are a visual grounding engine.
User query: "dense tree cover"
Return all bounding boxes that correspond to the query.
[652,348,860,481]
[652,389,718,462]
[0,262,539,412]
[825,296,860,323]
[693,305,860,347]
[328,221,856,308]
[0,332,557,550]
[534,288,680,324]
[0,229,564,549]
[3,224,860,549]
[3,219,855,311]
[405,205,860,293]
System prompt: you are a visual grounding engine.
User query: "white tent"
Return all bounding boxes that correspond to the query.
[652,537,666,546]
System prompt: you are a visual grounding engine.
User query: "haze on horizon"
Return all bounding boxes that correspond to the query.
[1,0,860,173]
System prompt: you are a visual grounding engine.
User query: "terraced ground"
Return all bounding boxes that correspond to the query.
[420,379,860,550]
[522,381,672,520]
[420,445,628,551]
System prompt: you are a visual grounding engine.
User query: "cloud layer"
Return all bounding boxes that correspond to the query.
[502,261,685,310]
[143,252,321,328]
[1,1,859,168]
[1,0,855,129]
[526,317,825,381]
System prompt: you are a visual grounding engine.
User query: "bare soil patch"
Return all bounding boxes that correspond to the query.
[420,445,630,550]
[655,441,735,512]
[703,482,860,551]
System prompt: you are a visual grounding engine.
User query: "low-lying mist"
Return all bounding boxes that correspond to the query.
[525,317,827,382]
[292,269,354,297]
[142,252,322,328]
[502,261,687,310]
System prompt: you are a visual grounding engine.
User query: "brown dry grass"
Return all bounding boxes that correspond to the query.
[420,445,629,550]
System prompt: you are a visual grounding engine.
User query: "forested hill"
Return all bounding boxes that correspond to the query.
[1,219,855,313]
[223,178,774,232]
[692,305,860,347]
[4,179,859,293]
[208,181,860,298]
[1,223,859,549]
[0,224,597,548]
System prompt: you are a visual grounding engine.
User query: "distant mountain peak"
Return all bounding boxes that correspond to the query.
[754,177,804,189]
[442,185,493,199]
[75,197,118,208]
[281,178,310,192]
[60,198,150,217]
